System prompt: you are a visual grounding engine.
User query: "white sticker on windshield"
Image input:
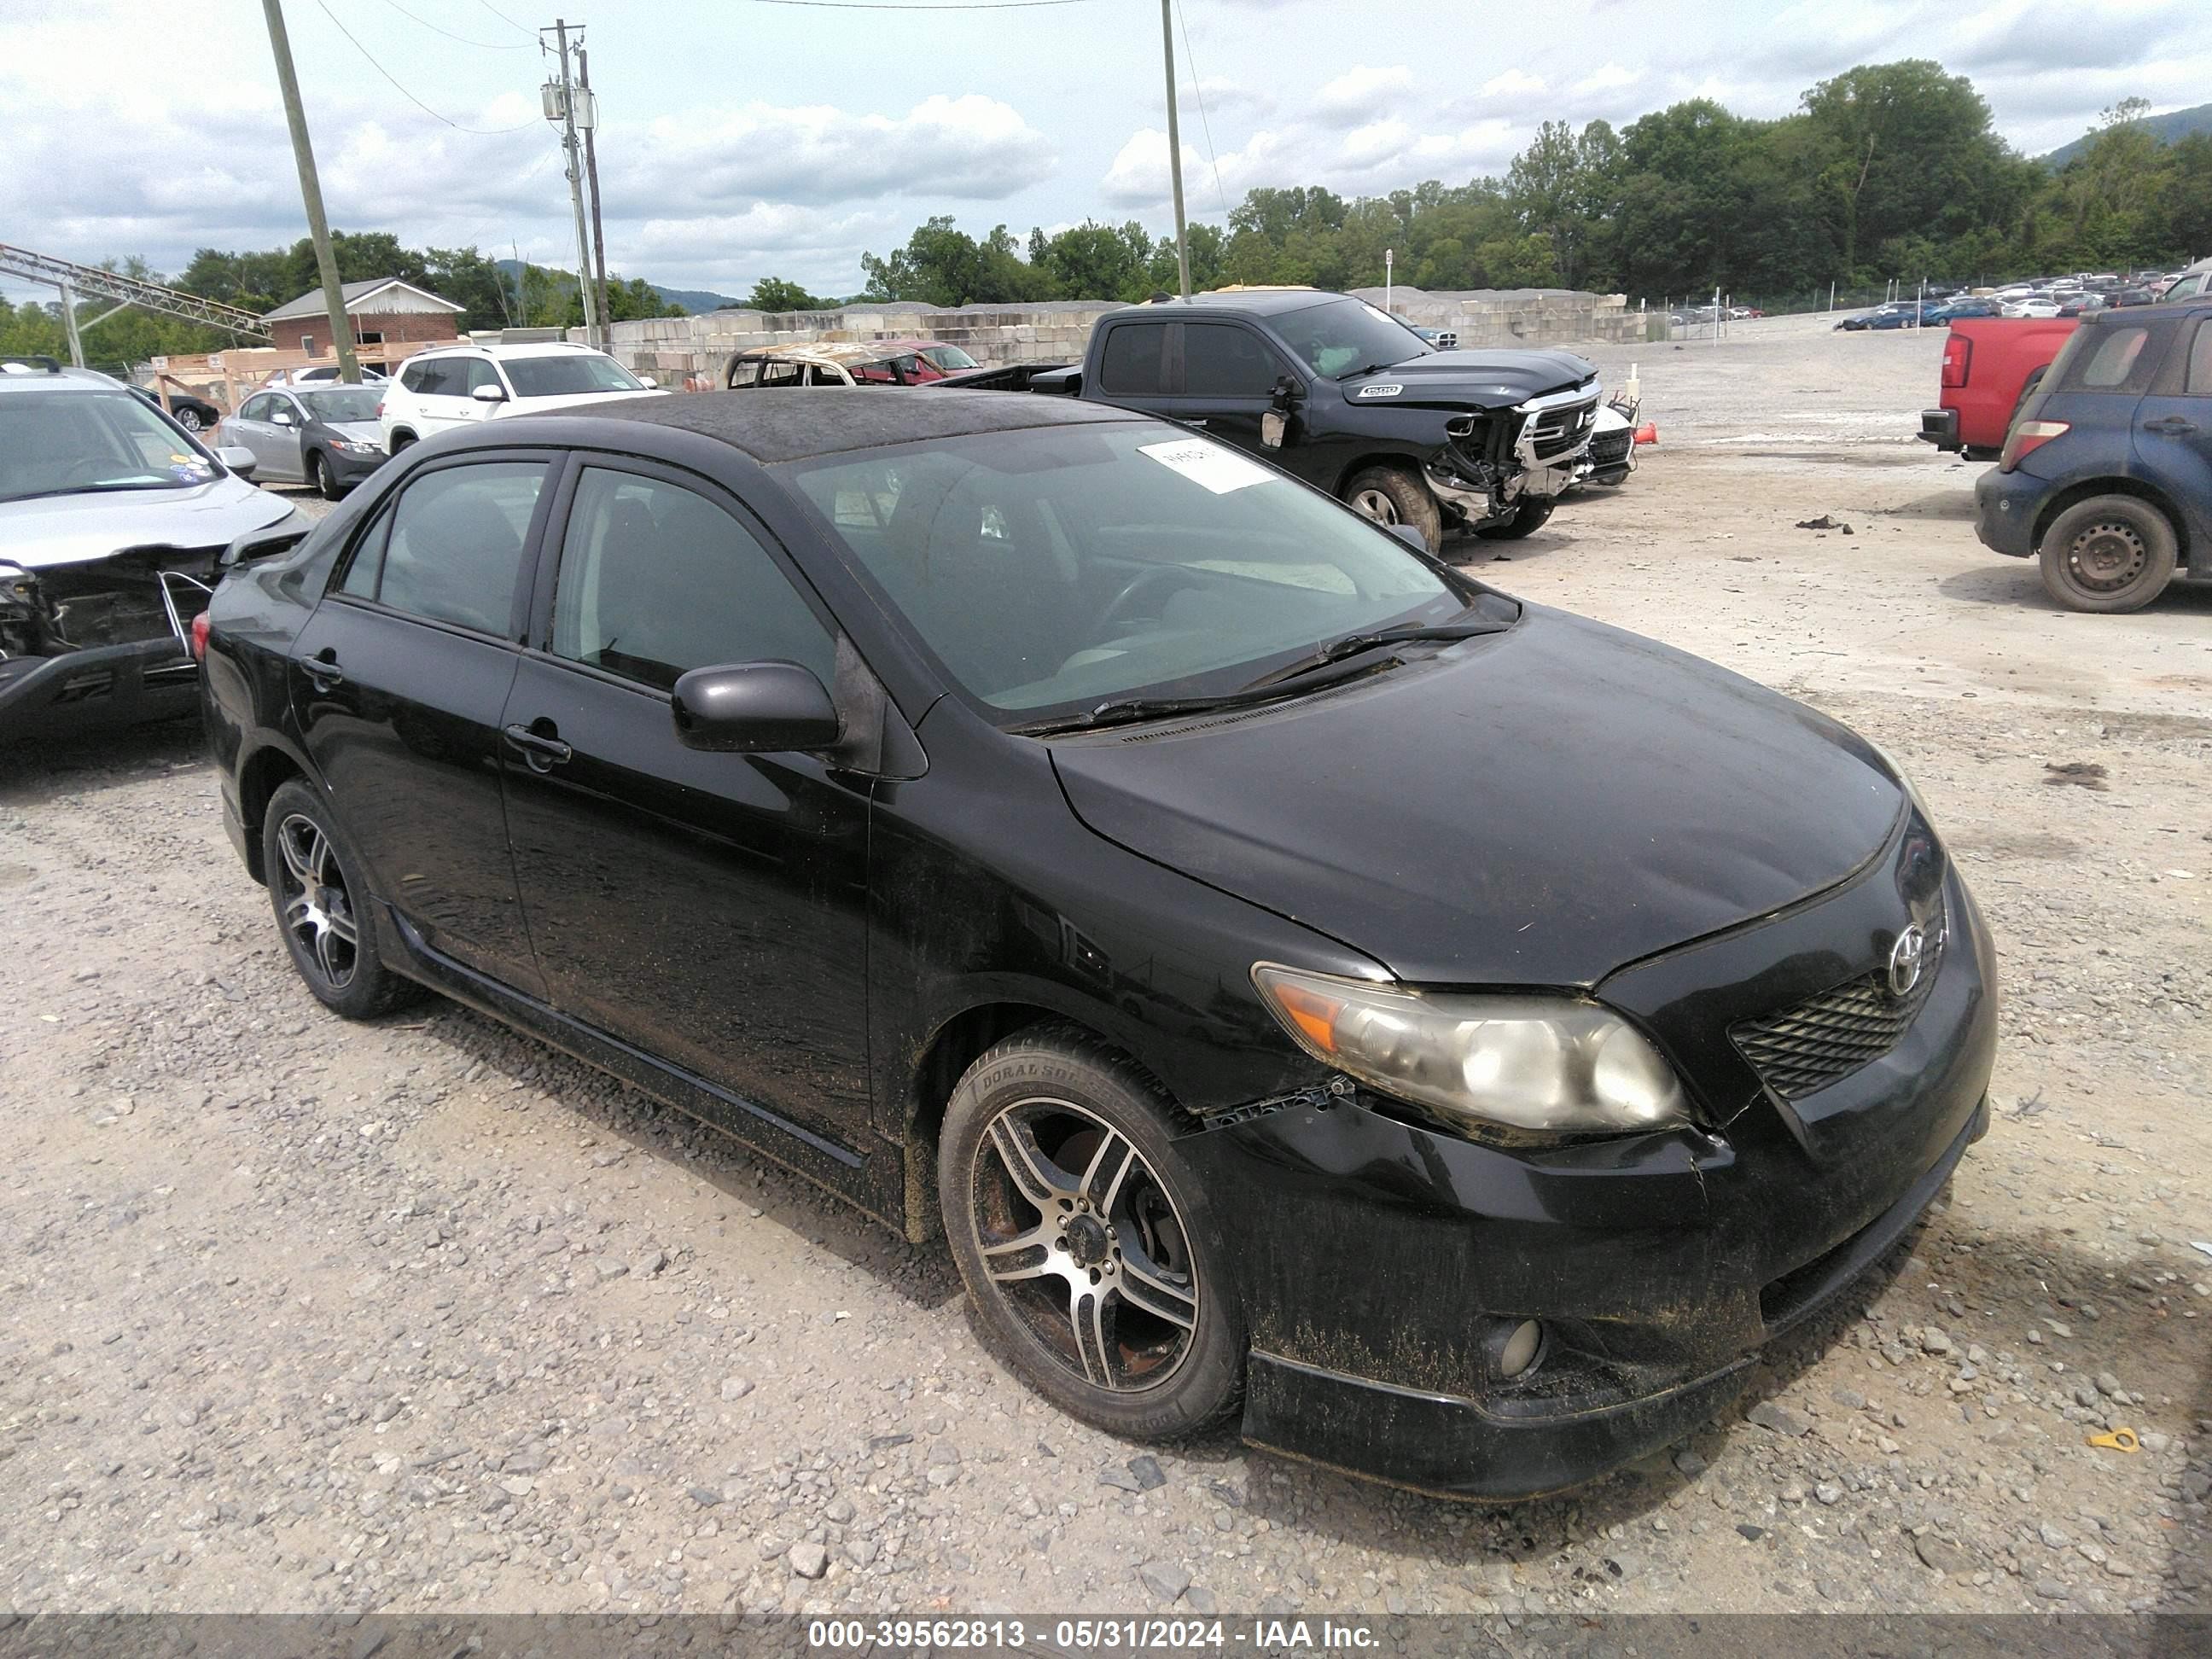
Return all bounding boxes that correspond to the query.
[1138,438,1278,495]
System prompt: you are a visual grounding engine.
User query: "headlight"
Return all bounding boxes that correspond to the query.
[1251,963,1688,1137]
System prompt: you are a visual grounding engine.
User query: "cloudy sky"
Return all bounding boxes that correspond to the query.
[3,0,2206,307]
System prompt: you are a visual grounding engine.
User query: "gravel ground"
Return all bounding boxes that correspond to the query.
[3,321,2209,1621]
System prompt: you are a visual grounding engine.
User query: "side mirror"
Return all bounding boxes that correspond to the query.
[271,410,295,427]
[216,445,259,479]
[672,661,842,754]
[470,383,508,404]
[1387,522,1429,554]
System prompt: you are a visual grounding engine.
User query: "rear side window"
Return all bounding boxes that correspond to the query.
[2064,325,2156,391]
[550,468,835,692]
[399,358,434,393]
[2185,321,2212,396]
[1097,323,1172,395]
[341,461,547,634]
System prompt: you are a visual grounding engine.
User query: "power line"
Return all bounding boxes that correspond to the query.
[474,0,536,34]
[1174,0,1229,216]
[375,0,531,49]
[311,0,541,131]
[747,0,1094,10]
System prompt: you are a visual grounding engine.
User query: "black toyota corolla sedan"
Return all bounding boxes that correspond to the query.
[199,391,1996,1499]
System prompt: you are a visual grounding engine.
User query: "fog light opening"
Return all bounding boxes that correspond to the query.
[1487,1318,1545,1381]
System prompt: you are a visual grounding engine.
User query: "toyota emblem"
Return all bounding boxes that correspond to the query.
[1888,925,1927,998]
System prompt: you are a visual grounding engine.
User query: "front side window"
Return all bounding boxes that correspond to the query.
[786,422,1483,722]
[551,468,836,693]
[297,387,381,423]
[239,393,275,422]
[502,353,645,399]
[340,461,546,634]
[1275,297,1432,378]
[464,359,505,396]
[1183,323,1285,397]
[919,345,977,372]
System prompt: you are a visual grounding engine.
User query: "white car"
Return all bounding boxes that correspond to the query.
[259,364,387,389]
[2001,298,2062,318]
[377,343,663,453]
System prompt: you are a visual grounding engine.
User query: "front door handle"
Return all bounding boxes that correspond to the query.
[503,722,573,770]
[2144,416,2199,434]
[302,648,343,689]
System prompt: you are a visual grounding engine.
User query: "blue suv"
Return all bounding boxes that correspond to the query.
[1975,300,2212,611]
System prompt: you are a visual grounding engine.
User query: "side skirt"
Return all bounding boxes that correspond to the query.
[381,905,906,1229]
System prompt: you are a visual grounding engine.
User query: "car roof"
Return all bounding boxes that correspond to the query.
[0,360,132,397]
[1134,287,1355,317]
[409,341,609,361]
[510,386,1142,464]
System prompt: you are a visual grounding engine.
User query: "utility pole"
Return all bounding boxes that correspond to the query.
[578,45,611,341]
[1159,0,1190,300]
[544,20,599,348]
[260,0,359,382]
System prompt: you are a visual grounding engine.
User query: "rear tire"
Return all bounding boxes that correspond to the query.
[2036,494,2178,614]
[939,1023,1244,1443]
[1342,466,1443,553]
[261,778,422,1020]
[173,406,204,432]
[1475,497,1557,540]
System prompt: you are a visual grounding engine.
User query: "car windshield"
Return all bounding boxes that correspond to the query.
[786,421,1499,725]
[0,390,220,504]
[918,345,978,371]
[297,387,381,422]
[1272,297,1433,377]
[501,353,645,398]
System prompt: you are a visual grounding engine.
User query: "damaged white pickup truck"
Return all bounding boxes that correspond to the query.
[1,358,300,739]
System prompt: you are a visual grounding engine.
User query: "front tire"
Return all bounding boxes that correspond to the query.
[940,1024,1243,1442]
[387,431,416,455]
[261,778,422,1019]
[1343,465,1443,553]
[1475,496,1557,540]
[309,451,343,501]
[2036,495,2178,613]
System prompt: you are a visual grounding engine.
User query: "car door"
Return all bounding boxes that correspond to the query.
[461,358,510,424]
[410,358,472,435]
[291,452,557,994]
[262,393,308,481]
[2134,314,2212,564]
[498,457,875,1158]
[228,393,285,477]
[1169,321,1300,457]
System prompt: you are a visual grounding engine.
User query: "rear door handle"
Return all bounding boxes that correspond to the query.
[302,649,343,689]
[2144,416,2199,434]
[503,722,573,769]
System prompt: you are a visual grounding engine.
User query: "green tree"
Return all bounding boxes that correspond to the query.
[746,276,833,311]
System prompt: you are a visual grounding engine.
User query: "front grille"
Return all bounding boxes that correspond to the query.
[1732,925,1946,1100]
[1588,428,1632,465]
[1528,397,1598,462]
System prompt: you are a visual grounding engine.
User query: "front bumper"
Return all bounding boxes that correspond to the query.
[1182,827,1998,1500]
[1973,464,2045,558]
[1918,407,1959,451]
[326,445,387,483]
[0,636,200,739]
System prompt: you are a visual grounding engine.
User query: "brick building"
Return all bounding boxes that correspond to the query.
[262,278,465,363]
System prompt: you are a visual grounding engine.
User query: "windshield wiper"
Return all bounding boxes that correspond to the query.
[1237,620,1506,690]
[1011,655,1397,737]
[2,479,182,504]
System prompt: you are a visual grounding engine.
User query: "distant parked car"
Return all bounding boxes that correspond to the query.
[1973,298,2212,612]
[2056,293,2107,317]
[129,383,224,434]
[1923,297,2001,325]
[221,383,388,499]
[2158,259,2212,303]
[1839,304,1920,331]
[259,365,387,390]
[379,342,663,452]
[2108,287,2157,308]
[2002,298,2063,319]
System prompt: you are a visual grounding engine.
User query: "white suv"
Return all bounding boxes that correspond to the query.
[378,343,662,452]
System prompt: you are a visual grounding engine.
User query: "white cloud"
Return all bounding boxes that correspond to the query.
[1314,66,1414,127]
[1575,63,1642,95]
[1480,69,1549,100]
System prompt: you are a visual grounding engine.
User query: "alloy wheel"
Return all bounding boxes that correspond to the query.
[175,408,203,432]
[2064,520,2148,594]
[276,813,358,990]
[969,1097,1199,1393]
[1349,487,1400,526]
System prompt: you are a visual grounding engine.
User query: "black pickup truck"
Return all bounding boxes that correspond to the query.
[938,289,1604,549]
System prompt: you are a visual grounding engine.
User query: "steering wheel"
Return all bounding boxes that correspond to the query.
[1100,565,1200,633]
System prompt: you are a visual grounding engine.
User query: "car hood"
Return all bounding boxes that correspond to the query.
[1348,348,1599,410]
[0,474,293,571]
[323,420,386,445]
[501,387,671,418]
[1050,606,1903,988]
